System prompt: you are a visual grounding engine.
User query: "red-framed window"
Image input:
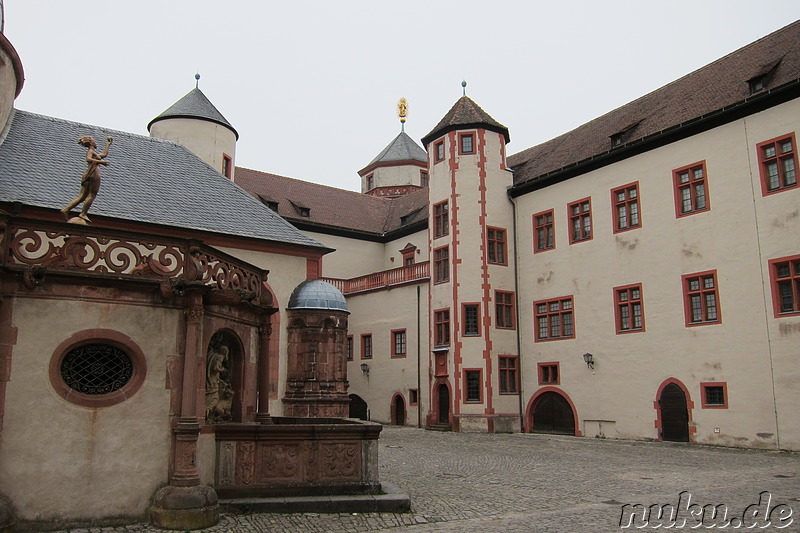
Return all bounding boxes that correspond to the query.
[757,133,797,195]
[612,182,641,232]
[434,309,450,347]
[400,244,416,266]
[487,227,507,265]
[533,210,555,252]
[614,284,645,333]
[361,334,373,359]
[222,153,233,179]
[538,362,560,385]
[434,140,445,163]
[391,329,407,357]
[568,198,592,243]
[433,246,449,284]
[700,382,728,409]
[420,170,429,188]
[495,290,515,330]
[769,254,800,317]
[673,161,710,217]
[459,133,475,155]
[462,303,480,336]
[534,297,574,341]
[499,356,518,394]
[683,270,721,326]
[409,389,419,406]
[346,335,353,361]
[464,369,482,403]
[433,201,449,238]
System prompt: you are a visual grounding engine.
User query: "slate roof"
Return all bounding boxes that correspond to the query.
[235,167,429,237]
[0,110,326,249]
[421,96,510,146]
[366,131,428,167]
[147,88,239,139]
[508,20,800,189]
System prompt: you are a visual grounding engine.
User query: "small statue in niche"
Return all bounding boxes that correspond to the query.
[61,135,113,224]
[205,343,233,423]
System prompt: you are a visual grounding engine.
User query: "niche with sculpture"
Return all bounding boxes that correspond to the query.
[205,331,241,424]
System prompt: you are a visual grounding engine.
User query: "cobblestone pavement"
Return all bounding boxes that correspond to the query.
[47,427,800,532]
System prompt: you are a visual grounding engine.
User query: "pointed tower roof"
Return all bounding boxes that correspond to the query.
[367,131,428,166]
[421,96,509,146]
[148,88,239,139]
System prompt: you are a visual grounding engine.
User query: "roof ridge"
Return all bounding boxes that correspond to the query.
[236,166,394,201]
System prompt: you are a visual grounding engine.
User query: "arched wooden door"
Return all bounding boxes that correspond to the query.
[348,394,368,420]
[531,391,575,435]
[659,383,689,442]
[392,394,406,426]
[437,383,450,425]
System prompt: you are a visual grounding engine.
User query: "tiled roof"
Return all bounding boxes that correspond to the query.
[421,96,510,147]
[235,167,429,237]
[0,110,325,249]
[508,20,800,188]
[366,131,427,167]
[147,88,239,139]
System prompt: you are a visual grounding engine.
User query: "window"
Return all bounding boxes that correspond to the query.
[391,330,407,357]
[487,227,507,265]
[534,210,555,252]
[347,335,353,361]
[420,170,429,187]
[434,309,450,347]
[222,153,233,179]
[612,183,641,232]
[673,161,710,217]
[464,369,482,403]
[700,382,728,409]
[435,140,445,163]
[615,284,645,333]
[538,362,560,385]
[433,201,449,238]
[495,290,515,329]
[463,303,480,336]
[534,297,574,341]
[769,254,800,316]
[366,174,374,190]
[568,198,592,243]
[459,133,475,155]
[361,334,373,359]
[683,271,721,326]
[434,246,449,284]
[499,356,518,394]
[400,244,416,266]
[409,389,419,406]
[757,133,797,194]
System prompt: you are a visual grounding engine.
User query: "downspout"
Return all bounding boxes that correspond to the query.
[509,192,525,432]
[417,284,422,428]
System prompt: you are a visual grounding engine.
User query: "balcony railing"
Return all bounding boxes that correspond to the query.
[322,261,429,295]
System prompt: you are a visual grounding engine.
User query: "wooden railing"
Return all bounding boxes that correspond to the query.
[322,261,429,295]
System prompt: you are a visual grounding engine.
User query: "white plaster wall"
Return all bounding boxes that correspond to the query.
[306,232,385,279]
[371,164,426,190]
[0,298,176,522]
[149,118,236,178]
[383,230,429,269]
[0,43,19,135]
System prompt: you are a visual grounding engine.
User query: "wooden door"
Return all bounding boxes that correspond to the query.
[660,383,689,442]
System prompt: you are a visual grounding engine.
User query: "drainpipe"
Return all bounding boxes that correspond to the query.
[417,284,422,428]
[510,193,525,432]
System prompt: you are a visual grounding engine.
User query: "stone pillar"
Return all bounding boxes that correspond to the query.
[282,309,350,418]
[255,322,272,424]
[151,286,219,530]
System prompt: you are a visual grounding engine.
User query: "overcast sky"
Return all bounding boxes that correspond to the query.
[5,2,800,191]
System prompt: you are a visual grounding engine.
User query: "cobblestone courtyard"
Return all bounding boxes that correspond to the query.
[48,426,799,532]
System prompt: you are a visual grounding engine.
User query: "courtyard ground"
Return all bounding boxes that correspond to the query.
[47,426,799,532]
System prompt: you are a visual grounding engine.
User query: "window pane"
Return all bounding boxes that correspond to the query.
[563,313,573,336]
[695,183,706,209]
[784,157,796,186]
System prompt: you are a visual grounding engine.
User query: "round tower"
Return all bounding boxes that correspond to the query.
[0,4,25,136]
[148,78,239,180]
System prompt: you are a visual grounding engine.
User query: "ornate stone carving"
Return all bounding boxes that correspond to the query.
[236,442,255,485]
[205,335,233,424]
[259,444,299,480]
[321,442,359,480]
[218,442,236,486]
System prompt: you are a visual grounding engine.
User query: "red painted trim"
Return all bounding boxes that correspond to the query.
[613,283,646,334]
[525,387,582,437]
[756,132,798,196]
[431,378,452,426]
[360,333,373,359]
[768,254,800,317]
[610,181,642,233]
[533,296,576,342]
[458,132,476,155]
[306,258,321,280]
[533,209,555,253]
[461,302,481,337]
[494,290,516,330]
[681,270,722,327]
[567,197,593,244]
[672,160,711,218]
[653,377,696,441]
[448,130,462,414]
[537,362,560,385]
[433,200,449,239]
[391,328,407,358]
[48,329,147,408]
[390,392,406,425]
[486,226,508,266]
[433,308,451,347]
[498,355,519,395]
[434,140,445,164]
[222,153,233,179]
[700,381,729,409]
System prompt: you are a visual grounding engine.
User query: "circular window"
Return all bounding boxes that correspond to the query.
[50,330,147,408]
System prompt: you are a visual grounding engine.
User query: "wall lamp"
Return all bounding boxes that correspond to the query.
[582,353,595,369]
[360,363,370,376]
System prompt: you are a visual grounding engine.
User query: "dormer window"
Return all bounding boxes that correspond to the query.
[610,121,641,149]
[747,58,781,95]
[265,201,278,212]
[749,75,767,94]
[299,207,310,217]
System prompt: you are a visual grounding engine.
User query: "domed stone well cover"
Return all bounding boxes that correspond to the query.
[287,279,348,313]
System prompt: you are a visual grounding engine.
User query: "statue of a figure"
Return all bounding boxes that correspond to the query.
[61,135,112,223]
[205,344,233,423]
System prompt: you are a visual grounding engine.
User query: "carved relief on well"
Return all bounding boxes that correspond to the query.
[236,441,256,486]
[320,442,361,480]
[206,333,235,424]
[257,444,300,481]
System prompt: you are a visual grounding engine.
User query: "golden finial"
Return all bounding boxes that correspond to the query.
[397,98,408,131]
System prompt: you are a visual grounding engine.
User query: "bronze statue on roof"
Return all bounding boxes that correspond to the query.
[61,135,112,224]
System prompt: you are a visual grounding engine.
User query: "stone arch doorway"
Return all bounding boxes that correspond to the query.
[657,381,691,442]
[434,381,450,426]
[391,393,406,426]
[527,388,578,435]
[349,393,368,420]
